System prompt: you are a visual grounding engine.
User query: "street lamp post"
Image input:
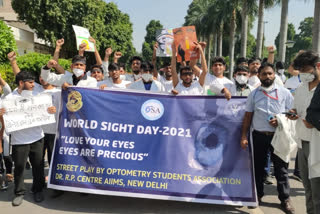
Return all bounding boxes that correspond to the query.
[263,21,268,58]
[285,40,295,66]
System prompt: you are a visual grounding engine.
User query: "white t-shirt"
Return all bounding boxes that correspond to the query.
[157,75,173,93]
[175,81,203,95]
[4,90,44,145]
[204,73,234,95]
[284,76,301,91]
[97,79,131,89]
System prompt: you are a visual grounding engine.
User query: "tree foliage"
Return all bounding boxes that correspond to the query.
[141,20,163,62]
[11,0,135,62]
[0,20,17,63]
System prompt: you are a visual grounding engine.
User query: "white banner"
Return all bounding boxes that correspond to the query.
[72,25,95,52]
[2,93,55,133]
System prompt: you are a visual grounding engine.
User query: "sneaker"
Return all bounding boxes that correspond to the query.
[264,175,273,185]
[12,195,24,206]
[292,173,302,182]
[34,192,44,203]
[281,199,295,214]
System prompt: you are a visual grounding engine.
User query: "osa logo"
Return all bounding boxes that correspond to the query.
[141,99,164,121]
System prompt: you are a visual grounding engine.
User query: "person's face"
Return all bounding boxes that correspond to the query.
[180,70,193,84]
[71,62,86,71]
[39,76,49,86]
[119,67,126,75]
[91,69,104,81]
[211,62,225,77]
[131,60,141,73]
[164,66,172,77]
[236,71,249,78]
[249,61,261,74]
[21,80,35,91]
[258,66,275,86]
[110,69,120,80]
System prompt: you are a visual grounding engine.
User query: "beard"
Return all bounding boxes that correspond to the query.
[132,69,140,75]
[261,78,274,87]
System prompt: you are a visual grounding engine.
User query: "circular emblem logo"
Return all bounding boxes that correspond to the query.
[141,99,164,121]
[66,91,83,112]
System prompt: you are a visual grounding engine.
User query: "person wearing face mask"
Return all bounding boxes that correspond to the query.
[276,61,287,84]
[127,62,165,93]
[41,55,97,89]
[287,51,320,214]
[98,63,131,89]
[240,63,295,213]
[248,57,262,88]
[230,66,254,96]
[0,71,56,206]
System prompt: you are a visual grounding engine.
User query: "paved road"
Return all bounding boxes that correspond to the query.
[0,152,306,214]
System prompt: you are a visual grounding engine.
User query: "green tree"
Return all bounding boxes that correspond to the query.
[275,23,295,63]
[293,17,313,54]
[141,20,163,62]
[0,20,17,63]
[11,0,135,62]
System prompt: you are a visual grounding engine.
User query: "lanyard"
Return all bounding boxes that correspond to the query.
[262,89,278,100]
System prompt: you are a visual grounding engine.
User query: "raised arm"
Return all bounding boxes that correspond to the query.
[78,43,87,57]
[171,42,179,88]
[7,51,20,76]
[195,42,208,86]
[113,51,122,64]
[52,39,66,74]
[152,42,158,78]
[0,75,12,96]
[267,46,275,64]
[89,37,102,66]
[102,47,112,79]
[41,60,69,87]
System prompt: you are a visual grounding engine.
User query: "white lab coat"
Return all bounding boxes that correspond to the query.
[127,79,166,93]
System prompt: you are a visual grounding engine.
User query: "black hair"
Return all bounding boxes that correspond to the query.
[15,70,35,85]
[140,61,154,72]
[118,62,125,69]
[258,62,274,73]
[234,65,249,74]
[236,57,248,66]
[211,56,226,66]
[72,55,86,64]
[248,57,261,65]
[180,66,192,74]
[90,64,103,73]
[129,56,143,65]
[162,62,171,68]
[275,61,285,70]
[108,63,120,72]
[293,51,320,70]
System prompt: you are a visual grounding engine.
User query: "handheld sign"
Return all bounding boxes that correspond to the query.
[156,29,174,57]
[72,25,95,52]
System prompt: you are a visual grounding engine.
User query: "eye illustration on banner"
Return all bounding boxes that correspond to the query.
[66,91,83,112]
[141,99,164,121]
[194,121,228,168]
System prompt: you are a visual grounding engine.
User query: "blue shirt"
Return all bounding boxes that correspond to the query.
[144,82,152,90]
[245,84,293,132]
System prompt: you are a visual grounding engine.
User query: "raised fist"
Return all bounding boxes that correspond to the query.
[56,39,64,47]
[7,51,17,62]
[105,47,112,56]
[114,51,122,59]
[47,59,57,69]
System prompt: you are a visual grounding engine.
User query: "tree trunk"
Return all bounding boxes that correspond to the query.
[256,0,264,58]
[240,0,248,57]
[278,0,289,62]
[207,34,212,70]
[229,9,236,79]
[313,0,320,54]
[213,32,217,57]
[217,22,223,56]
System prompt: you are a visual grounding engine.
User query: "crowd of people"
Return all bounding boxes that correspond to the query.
[0,37,319,214]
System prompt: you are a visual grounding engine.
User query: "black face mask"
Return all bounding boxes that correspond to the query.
[261,78,274,87]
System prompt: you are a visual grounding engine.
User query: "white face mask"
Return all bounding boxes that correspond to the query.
[73,68,84,77]
[261,84,274,92]
[133,74,141,80]
[120,74,126,80]
[141,73,153,82]
[235,75,248,85]
[300,73,315,83]
[278,69,285,75]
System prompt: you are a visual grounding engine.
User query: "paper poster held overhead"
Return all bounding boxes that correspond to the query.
[72,25,95,52]
[156,29,174,57]
[173,26,199,63]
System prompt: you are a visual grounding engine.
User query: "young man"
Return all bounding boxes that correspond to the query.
[248,57,262,88]
[127,56,143,82]
[0,71,56,206]
[230,65,254,96]
[288,51,320,214]
[98,63,131,89]
[203,56,233,100]
[90,65,105,82]
[172,42,206,95]
[41,55,97,88]
[240,63,295,213]
[128,62,165,92]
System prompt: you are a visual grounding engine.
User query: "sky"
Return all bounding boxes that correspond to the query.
[106,0,315,52]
